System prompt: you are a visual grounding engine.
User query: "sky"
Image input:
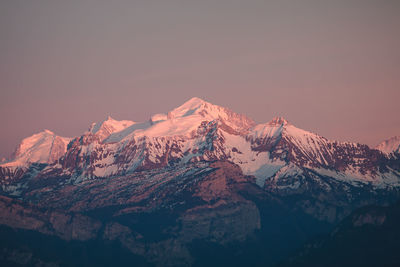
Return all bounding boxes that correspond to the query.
[0,0,399,158]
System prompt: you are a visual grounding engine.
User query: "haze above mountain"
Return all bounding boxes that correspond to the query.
[2,1,400,161]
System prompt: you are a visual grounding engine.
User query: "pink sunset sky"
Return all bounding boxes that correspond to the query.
[0,0,399,158]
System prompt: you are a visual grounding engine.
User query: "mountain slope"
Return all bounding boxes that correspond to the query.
[0,130,71,188]
[0,97,400,266]
[282,200,400,267]
[25,98,399,188]
[376,136,400,155]
[3,130,71,167]
[0,161,330,266]
[89,116,135,142]
[1,97,399,222]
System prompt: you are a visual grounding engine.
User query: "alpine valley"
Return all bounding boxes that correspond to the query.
[1,97,399,266]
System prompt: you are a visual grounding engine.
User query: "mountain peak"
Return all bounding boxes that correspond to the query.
[267,116,290,126]
[165,97,255,133]
[2,130,71,167]
[184,97,206,105]
[168,97,209,118]
[376,136,400,154]
[88,116,135,141]
[43,129,54,135]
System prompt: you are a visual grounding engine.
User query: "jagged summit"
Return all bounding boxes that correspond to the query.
[43,129,54,135]
[105,97,254,142]
[249,116,294,140]
[89,116,134,133]
[149,97,255,135]
[267,116,290,126]
[168,97,219,119]
[376,136,400,155]
[177,96,207,108]
[88,116,135,141]
[149,98,207,122]
[106,115,113,120]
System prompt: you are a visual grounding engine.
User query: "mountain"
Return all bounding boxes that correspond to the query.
[1,97,400,218]
[282,200,400,267]
[4,130,71,167]
[0,161,327,266]
[376,136,400,155]
[0,130,71,188]
[5,98,396,183]
[3,97,398,219]
[0,97,399,266]
[89,116,135,142]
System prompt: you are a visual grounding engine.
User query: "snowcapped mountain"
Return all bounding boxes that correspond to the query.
[376,136,400,155]
[1,130,71,167]
[0,130,71,186]
[39,97,257,179]
[1,97,400,266]
[2,97,399,191]
[89,116,135,142]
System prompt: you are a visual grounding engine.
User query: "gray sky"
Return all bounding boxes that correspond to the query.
[1,0,399,158]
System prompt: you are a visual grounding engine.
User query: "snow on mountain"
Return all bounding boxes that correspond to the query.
[220,129,285,186]
[1,97,399,192]
[248,117,332,164]
[89,116,135,141]
[150,113,168,123]
[1,130,71,168]
[167,97,255,133]
[248,116,288,140]
[246,116,399,184]
[44,98,255,178]
[55,105,395,189]
[1,96,399,249]
[150,97,255,136]
[376,136,400,155]
[103,97,253,144]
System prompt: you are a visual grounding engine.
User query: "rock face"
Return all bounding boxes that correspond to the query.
[0,97,400,266]
[283,201,400,267]
[0,162,269,266]
[0,195,102,241]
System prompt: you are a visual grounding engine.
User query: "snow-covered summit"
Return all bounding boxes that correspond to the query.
[2,97,399,190]
[104,97,255,142]
[89,116,135,141]
[1,130,71,167]
[376,136,400,155]
[43,129,55,134]
[267,116,290,126]
[167,97,208,118]
[168,97,252,121]
[167,97,255,132]
[248,116,314,142]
